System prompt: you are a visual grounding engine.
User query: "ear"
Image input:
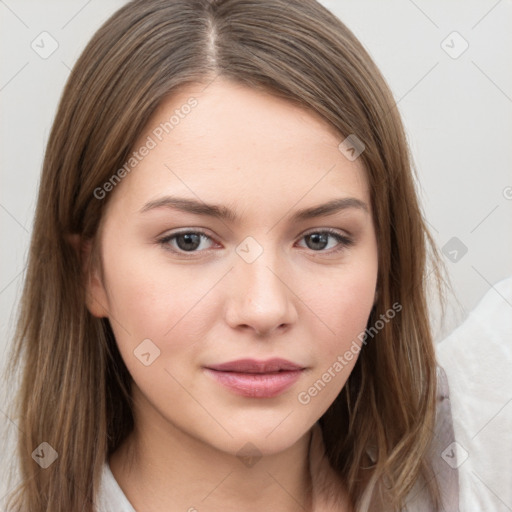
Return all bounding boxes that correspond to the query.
[67,234,110,318]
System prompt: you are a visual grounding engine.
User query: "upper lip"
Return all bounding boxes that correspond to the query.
[206,358,304,373]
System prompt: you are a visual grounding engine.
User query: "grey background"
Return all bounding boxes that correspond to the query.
[1,0,511,508]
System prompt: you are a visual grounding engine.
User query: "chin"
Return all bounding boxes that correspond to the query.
[203,420,312,458]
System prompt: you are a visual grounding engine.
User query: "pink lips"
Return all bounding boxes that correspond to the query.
[204,358,305,398]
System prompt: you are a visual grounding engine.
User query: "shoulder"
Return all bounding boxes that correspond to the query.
[404,365,460,511]
[436,276,512,511]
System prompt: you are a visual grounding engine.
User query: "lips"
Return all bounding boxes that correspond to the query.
[204,358,305,398]
[206,358,304,373]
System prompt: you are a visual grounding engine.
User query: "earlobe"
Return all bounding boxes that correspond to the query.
[67,234,110,319]
[85,268,110,319]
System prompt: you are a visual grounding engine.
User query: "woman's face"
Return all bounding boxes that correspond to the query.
[88,78,378,456]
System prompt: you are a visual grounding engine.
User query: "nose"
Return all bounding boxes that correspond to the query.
[224,249,298,337]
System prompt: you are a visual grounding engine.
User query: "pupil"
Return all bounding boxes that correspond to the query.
[178,233,201,251]
[308,233,328,250]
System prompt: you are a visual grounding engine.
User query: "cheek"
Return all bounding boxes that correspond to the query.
[300,260,377,387]
[101,247,222,358]
[331,280,375,338]
[310,263,377,341]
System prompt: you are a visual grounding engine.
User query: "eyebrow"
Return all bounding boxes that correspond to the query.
[139,195,369,222]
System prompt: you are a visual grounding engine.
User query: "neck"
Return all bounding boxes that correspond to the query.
[109,389,314,512]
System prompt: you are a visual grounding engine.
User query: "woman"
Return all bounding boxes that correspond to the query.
[5,0,459,510]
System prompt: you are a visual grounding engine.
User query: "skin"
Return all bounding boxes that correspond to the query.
[85,77,378,512]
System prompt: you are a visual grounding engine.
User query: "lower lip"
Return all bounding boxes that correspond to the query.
[203,368,304,398]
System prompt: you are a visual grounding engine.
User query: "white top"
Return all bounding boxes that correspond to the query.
[437,275,512,511]
[96,463,136,512]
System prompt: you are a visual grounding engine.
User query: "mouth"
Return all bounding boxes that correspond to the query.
[203,358,306,398]
[205,358,304,373]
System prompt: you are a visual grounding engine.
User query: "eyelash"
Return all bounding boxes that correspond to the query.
[157,228,354,258]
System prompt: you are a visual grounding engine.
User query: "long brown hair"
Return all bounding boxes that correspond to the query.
[4,0,448,510]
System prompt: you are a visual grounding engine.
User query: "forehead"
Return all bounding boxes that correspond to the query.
[109,78,369,214]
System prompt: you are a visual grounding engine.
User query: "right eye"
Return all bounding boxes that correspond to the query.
[158,229,219,255]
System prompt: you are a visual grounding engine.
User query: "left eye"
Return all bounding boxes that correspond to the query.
[297,230,353,252]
